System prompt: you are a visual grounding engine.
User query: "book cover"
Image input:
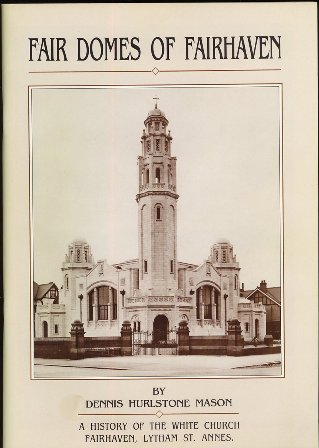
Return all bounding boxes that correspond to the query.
[2,3,317,447]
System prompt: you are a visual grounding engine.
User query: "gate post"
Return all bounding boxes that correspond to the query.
[226,319,244,356]
[121,320,132,356]
[69,320,86,360]
[177,321,190,355]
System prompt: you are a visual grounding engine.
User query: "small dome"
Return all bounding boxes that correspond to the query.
[216,238,231,244]
[147,106,166,118]
[72,238,87,245]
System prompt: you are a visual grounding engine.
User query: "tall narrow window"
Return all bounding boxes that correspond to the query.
[155,167,160,183]
[76,248,81,262]
[54,324,59,334]
[234,274,238,291]
[113,291,117,320]
[156,206,161,220]
[146,169,149,184]
[155,122,159,131]
[222,249,227,263]
[203,286,213,319]
[65,275,69,290]
[196,290,200,319]
[155,139,160,151]
[97,286,110,320]
[88,291,94,321]
[144,260,148,273]
[170,260,174,273]
[214,290,219,320]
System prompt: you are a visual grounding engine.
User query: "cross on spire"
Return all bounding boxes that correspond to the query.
[153,96,159,108]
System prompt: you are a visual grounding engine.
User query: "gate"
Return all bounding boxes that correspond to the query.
[132,329,178,355]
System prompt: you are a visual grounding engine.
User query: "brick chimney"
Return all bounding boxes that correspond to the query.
[260,280,267,292]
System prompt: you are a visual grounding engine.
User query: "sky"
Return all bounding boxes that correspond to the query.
[32,85,281,290]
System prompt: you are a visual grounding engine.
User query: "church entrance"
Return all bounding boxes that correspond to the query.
[153,314,169,344]
[132,315,177,355]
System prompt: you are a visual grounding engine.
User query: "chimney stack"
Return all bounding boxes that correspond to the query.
[260,280,267,292]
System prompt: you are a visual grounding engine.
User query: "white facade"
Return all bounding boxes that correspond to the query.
[36,104,266,342]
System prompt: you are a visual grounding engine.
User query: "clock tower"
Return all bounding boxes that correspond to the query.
[136,101,179,296]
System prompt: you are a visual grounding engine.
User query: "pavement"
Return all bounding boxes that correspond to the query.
[34,353,282,378]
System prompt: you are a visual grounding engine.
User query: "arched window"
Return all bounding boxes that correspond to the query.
[146,169,149,184]
[255,319,259,338]
[234,274,238,291]
[156,206,161,220]
[42,321,48,338]
[155,168,161,183]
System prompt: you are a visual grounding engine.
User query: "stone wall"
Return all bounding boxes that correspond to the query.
[34,321,132,359]
[34,337,70,359]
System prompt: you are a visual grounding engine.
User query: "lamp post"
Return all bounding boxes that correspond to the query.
[115,265,122,320]
[224,293,228,332]
[120,289,126,307]
[78,294,84,323]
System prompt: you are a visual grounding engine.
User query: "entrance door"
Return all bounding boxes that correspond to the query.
[153,315,169,344]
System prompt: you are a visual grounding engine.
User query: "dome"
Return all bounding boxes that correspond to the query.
[147,106,166,118]
[216,238,231,244]
[72,238,88,245]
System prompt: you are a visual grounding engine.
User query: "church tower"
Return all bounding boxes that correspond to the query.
[61,239,94,330]
[210,239,241,320]
[136,101,179,296]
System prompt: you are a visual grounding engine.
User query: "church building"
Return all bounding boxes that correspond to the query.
[34,102,267,344]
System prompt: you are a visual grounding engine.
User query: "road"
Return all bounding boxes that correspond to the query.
[34,354,282,378]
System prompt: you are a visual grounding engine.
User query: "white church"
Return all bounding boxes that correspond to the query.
[35,102,266,343]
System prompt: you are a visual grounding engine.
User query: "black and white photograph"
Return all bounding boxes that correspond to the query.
[31,85,282,378]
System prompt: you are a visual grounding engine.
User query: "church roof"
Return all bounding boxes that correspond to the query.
[242,285,281,305]
[111,259,199,270]
[112,259,139,269]
[33,281,57,300]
